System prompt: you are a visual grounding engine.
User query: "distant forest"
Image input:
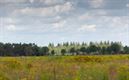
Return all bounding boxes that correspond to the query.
[0,41,129,56]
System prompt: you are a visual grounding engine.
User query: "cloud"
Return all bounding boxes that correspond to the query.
[52,20,66,29]
[88,0,104,8]
[6,24,25,32]
[79,10,107,20]
[126,3,129,8]
[0,0,64,5]
[99,16,129,28]
[111,17,129,28]
[0,0,27,3]
[78,24,97,32]
[79,13,92,20]
[29,0,34,3]
[6,25,16,31]
[13,2,73,17]
[1,17,15,24]
[0,17,25,32]
[39,0,65,5]
[0,0,65,5]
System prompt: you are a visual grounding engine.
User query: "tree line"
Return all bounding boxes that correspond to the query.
[0,41,129,56]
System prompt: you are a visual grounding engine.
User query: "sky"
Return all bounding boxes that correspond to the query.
[0,0,129,46]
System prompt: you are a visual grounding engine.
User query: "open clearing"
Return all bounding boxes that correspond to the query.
[0,55,129,80]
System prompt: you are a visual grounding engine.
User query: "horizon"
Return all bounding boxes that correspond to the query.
[0,0,129,46]
[0,41,128,47]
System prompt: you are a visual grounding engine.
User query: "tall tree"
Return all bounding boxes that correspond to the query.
[51,50,55,55]
[61,49,66,55]
[110,43,122,54]
[80,47,86,55]
[123,46,129,54]
[69,47,76,55]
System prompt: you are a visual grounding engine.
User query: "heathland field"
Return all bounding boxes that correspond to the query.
[0,55,129,80]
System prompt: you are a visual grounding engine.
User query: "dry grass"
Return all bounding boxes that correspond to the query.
[0,55,129,80]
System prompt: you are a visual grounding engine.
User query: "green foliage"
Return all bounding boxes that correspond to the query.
[124,46,129,53]
[51,50,55,55]
[61,49,66,55]
[0,41,128,56]
[110,43,122,54]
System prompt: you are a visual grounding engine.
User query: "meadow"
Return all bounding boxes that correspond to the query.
[0,55,129,80]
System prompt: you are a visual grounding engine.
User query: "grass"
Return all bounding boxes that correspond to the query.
[0,55,129,80]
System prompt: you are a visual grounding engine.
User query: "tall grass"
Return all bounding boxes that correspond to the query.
[0,55,129,80]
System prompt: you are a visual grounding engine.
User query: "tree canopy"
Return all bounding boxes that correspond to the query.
[0,41,129,56]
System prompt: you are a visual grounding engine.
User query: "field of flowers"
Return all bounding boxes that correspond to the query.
[0,55,129,80]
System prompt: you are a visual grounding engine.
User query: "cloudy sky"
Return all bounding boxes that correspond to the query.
[0,0,129,46]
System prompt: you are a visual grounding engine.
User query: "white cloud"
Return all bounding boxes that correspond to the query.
[54,16,62,20]
[111,17,129,28]
[126,3,129,8]
[55,2,73,13]
[6,24,25,31]
[79,13,92,20]
[13,2,73,17]
[0,0,64,4]
[0,0,65,5]
[1,17,15,24]
[78,24,97,32]
[89,0,104,8]
[40,0,64,5]
[0,0,27,3]
[29,0,34,3]
[79,10,107,20]
[7,25,16,31]
[0,17,25,32]
[99,16,129,28]
[52,20,66,29]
